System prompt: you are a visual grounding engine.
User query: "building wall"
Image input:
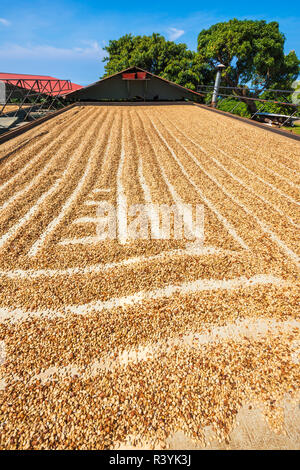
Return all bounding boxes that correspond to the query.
[0,82,43,104]
[69,75,198,102]
[0,81,5,105]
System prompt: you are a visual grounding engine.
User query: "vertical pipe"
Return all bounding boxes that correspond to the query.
[211,64,225,108]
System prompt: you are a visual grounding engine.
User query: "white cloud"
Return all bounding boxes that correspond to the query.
[0,18,10,26]
[167,27,185,41]
[0,40,105,60]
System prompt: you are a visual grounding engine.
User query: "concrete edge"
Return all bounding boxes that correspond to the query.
[0,104,76,145]
[192,102,300,142]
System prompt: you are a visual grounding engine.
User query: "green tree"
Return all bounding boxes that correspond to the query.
[197,19,300,115]
[291,80,300,105]
[102,33,212,90]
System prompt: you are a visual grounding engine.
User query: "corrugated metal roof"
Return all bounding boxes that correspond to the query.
[0,73,82,95]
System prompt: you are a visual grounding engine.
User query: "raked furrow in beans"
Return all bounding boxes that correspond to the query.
[169,106,300,170]
[0,104,299,450]
[0,108,97,222]
[0,108,102,241]
[0,108,110,267]
[166,106,300,177]
[138,110,242,252]
[0,107,81,162]
[150,111,300,255]
[0,107,85,184]
[0,328,299,449]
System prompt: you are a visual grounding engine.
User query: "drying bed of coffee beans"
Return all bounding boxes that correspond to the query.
[0,104,299,449]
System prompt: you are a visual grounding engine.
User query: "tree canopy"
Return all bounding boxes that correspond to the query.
[101,21,299,114]
[197,19,299,114]
[102,33,212,90]
[197,19,299,90]
[292,80,300,105]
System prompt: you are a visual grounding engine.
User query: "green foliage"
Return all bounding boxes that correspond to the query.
[197,19,299,89]
[101,21,299,113]
[291,80,300,104]
[216,96,295,118]
[215,95,298,118]
[197,19,299,115]
[216,98,250,117]
[282,123,300,135]
[102,33,213,90]
[257,92,293,115]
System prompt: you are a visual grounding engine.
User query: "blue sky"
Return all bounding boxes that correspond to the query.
[0,1,299,85]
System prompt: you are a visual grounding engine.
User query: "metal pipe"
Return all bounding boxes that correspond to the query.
[280,109,299,128]
[211,64,225,107]
[251,103,267,120]
[229,99,242,114]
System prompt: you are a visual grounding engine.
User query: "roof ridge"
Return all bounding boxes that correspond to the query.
[70,66,203,97]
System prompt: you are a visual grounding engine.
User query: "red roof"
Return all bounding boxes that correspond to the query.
[0,73,82,96]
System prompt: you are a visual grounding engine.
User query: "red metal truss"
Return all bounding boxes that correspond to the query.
[0,73,82,96]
